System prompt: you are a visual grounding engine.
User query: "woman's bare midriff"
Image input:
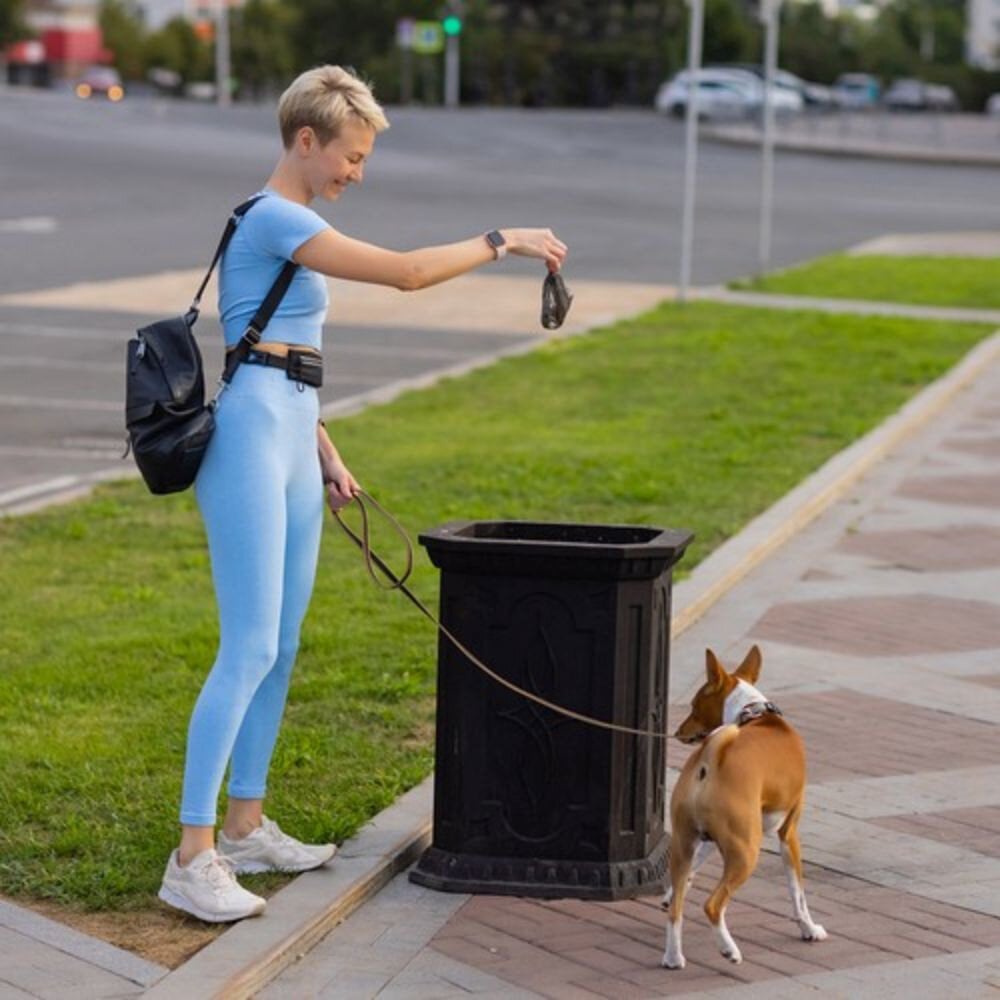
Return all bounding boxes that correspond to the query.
[227,342,320,358]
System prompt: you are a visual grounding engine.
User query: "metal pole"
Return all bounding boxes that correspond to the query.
[678,0,704,303]
[215,0,231,108]
[445,32,460,108]
[757,0,780,275]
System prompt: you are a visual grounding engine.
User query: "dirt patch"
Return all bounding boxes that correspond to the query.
[4,895,225,969]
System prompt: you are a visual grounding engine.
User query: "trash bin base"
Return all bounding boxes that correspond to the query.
[409,839,667,901]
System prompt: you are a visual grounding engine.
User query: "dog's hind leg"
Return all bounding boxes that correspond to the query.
[704,829,758,965]
[661,836,714,909]
[661,827,698,970]
[778,808,827,942]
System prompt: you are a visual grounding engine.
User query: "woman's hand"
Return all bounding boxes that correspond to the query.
[323,461,360,512]
[317,420,359,512]
[504,228,568,273]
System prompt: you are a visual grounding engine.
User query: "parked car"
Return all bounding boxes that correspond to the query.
[883,78,926,111]
[655,68,803,120]
[987,93,1000,116]
[884,78,959,111]
[655,70,759,120]
[74,66,124,102]
[924,84,959,111]
[833,73,880,109]
[712,63,833,110]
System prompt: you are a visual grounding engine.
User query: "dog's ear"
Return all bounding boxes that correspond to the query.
[734,645,762,684]
[705,649,727,690]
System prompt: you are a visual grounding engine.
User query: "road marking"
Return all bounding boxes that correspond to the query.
[0,476,80,507]
[0,216,58,234]
[0,445,123,460]
[0,322,125,341]
[0,356,392,383]
[0,355,122,372]
[0,394,120,412]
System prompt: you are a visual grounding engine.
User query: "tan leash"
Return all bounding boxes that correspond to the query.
[333,491,672,741]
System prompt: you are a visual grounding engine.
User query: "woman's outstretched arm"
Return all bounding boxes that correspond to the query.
[294,226,567,291]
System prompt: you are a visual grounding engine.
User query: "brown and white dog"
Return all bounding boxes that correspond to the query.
[662,646,827,969]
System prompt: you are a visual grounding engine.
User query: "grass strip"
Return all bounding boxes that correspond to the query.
[733,254,1000,311]
[0,301,990,913]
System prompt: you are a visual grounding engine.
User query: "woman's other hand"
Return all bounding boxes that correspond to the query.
[505,228,568,273]
[323,461,360,512]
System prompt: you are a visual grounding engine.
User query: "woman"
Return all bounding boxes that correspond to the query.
[158,65,568,923]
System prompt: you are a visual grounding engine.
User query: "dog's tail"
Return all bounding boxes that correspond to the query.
[696,725,740,783]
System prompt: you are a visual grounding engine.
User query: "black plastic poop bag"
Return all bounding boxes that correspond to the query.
[541,271,574,330]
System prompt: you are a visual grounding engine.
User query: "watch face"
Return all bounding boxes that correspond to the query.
[486,230,505,249]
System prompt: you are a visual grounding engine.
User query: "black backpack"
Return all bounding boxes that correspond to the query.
[125,196,297,494]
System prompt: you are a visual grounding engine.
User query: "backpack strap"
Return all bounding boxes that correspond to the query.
[189,194,302,394]
[187,195,266,324]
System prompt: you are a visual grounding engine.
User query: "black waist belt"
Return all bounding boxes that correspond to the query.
[239,347,323,388]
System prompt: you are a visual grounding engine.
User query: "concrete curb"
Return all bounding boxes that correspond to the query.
[142,779,432,999]
[144,329,1000,997]
[702,124,1000,167]
[693,285,1000,326]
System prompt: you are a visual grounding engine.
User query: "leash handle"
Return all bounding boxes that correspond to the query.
[333,491,671,742]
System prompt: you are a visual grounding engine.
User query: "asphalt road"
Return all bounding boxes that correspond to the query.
[2,87,999,508]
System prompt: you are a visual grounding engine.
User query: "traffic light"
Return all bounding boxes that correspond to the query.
[442,14,462,35]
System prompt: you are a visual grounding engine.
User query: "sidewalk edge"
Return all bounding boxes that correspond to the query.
[702,124,1000,167]
[142,778,432,999]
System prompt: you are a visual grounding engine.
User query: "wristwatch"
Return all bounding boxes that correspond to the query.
[485,230,507,261]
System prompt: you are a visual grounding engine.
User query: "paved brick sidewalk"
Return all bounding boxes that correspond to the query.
[261,348,1000,996]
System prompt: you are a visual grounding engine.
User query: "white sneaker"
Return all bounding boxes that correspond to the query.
[217,816,337,874]
[158,848,266,923]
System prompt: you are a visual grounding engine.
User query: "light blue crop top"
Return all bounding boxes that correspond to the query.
[218,190,330,350]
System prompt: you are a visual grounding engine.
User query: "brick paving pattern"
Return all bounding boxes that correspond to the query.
[261,350,1000,996]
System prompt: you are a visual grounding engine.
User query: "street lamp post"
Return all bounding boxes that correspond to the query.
[678,0,705,303]
[757,0,782,275]
[215,0,231,108]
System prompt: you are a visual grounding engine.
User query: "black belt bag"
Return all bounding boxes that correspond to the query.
[245,347,324,388]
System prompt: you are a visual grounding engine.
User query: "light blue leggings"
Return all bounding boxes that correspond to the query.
[181,362,323,826]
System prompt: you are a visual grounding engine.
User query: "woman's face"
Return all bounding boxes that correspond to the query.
[303,118,376,202]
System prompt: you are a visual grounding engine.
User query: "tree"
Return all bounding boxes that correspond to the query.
[1,0,29,48]
[144,17,213,84]
[231,0,298,100]
[99,0,146,81]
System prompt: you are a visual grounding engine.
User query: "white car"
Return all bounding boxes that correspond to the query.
[988,93,1000,116]
[655,71,758,120]
[655,69,802,120]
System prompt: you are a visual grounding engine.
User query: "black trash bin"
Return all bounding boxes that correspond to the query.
[409,520,693,900]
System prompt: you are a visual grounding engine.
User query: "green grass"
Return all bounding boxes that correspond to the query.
[733,254,1000,311]
[0,301,990,913]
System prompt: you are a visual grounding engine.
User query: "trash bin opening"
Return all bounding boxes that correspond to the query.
[459,522,661,546]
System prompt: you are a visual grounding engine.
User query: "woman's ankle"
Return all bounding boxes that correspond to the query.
[179,824,216,866]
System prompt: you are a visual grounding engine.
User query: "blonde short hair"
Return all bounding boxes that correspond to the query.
[278,65,389,149]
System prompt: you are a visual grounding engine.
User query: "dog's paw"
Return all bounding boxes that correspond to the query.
[802,923,828,942]
[660,891,672,911]
[661,951,686,970]
[721,945,743,964]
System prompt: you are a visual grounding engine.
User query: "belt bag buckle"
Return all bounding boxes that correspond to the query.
[286,349,323,388]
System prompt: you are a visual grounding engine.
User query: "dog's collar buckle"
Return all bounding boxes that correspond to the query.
[736,701,782,726]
